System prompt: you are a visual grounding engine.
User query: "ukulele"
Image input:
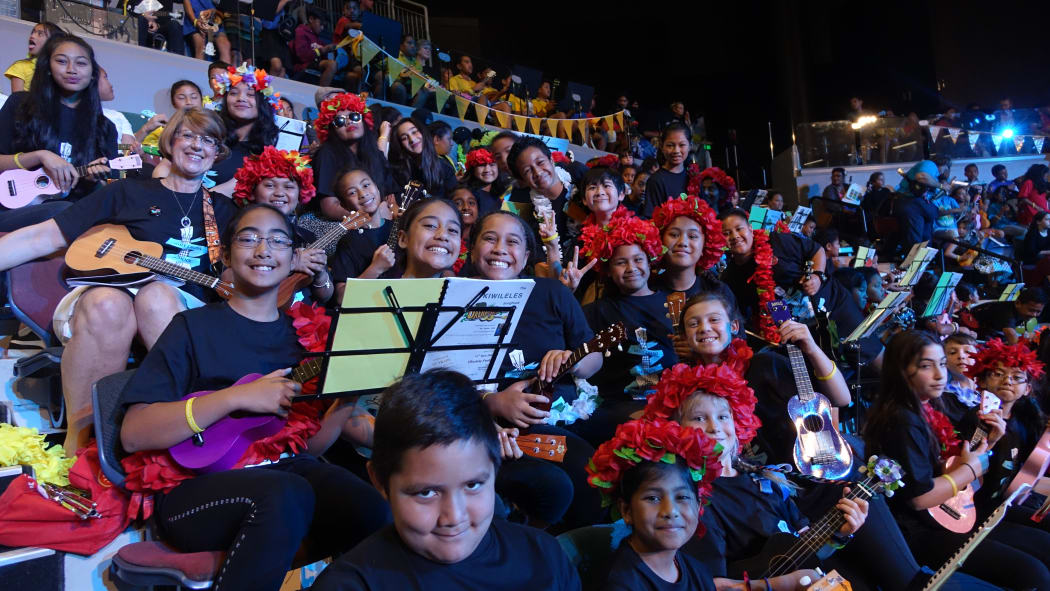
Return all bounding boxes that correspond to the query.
[727,455,904,579]
[0,155,142,209]
[928,397,997,533]
[275,210,371,308]
[386,181,429,254]
[767,300,854,480]
[169,358,324,474]
[532,322,628,412]
[1005,418,1050,504]
[65,224,234,298]
[196,8,224,57]
[515,434,567,462]
[665,291,686,337]
[922,483,1032,590]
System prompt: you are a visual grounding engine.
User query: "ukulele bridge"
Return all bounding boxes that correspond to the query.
[97,238,116,259]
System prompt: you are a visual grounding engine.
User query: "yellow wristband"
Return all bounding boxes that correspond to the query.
[13,152,24,169]
[815,365,838,381]
[542,234,560,243]
[942,473,959,497]
[185,397,204,434]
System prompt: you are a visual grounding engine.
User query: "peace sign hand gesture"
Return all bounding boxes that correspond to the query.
[559,246,597,292]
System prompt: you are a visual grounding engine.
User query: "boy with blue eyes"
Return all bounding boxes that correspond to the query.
[312,370,580,591]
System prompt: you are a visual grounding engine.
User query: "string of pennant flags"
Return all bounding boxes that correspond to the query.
[340,33,626,139]
[923,123,1047,154]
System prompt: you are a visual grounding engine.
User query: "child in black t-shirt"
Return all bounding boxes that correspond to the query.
[328,168,397,301]
[312,370,581,591]
[119,204,389,590]
[586,418,719,591]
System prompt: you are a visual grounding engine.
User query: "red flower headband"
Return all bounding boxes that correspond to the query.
[233,146,316,206]
[698,167,736,192]
[966,338,1045,380]
[578,213,664,273]
[586,418,722,530]
[465,148,495,170]
[643,363,761,447]
[587,154,620,169]
[551,151,571,165]
[652,195,726,271]
[314,93,374,143]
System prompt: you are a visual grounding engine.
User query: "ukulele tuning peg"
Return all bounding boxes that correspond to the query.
[604,350,612,357]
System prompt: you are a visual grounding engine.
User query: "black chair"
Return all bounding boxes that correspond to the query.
[92,370,222,590]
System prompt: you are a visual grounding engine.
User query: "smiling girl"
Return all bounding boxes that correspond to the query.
[464,148,507,215]
[641,123,691,217]
[650,195,729,300]
[389,118,458,200]
[206,64,280,195]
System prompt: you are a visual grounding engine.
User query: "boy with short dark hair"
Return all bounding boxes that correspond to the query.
[312,370,581,590]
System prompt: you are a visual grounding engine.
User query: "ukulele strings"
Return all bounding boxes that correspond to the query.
[91,242,220,286]
[766,477,874,577]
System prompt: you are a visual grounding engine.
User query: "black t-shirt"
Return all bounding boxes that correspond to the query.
[642,169,689,218]
[311,520,581,591]
[471,187,502,217]
[209,143,250,187]
[686,473,807,578]
[649,272,736,306]
[973,301,1023,340]
[0,91,118,200]
[865,408,942,533]
[330,221,392,284]
[498,277,593,403]
[53,178,237,302]
[583,290,678,399]
[959,408,1036,517]
[604,542,715,591]
[721,233,821,325]
[312,141,396,199]
[745,349,820,466]
[119,302,302,411]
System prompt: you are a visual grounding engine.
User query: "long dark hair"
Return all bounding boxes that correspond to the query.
[322,122,390,195]
[13,35,112,167]
[219,85,278,155]
[1023,164,1049,195]
[864,330,944,465]
[388,118,447,194]
[466,153,509,197]
[468,210,540,274]
[656,122,691,168]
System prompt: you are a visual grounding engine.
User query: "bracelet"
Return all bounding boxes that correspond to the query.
[829,531,853,549]
[815,365,838,381]
[378,135,389,142]
[942,473,959,497]
[541,233,560,243]
[481,391,494,401]
[13,152,24,169]
[185,398,204,434]
[763,577,771,590]
[964,462,979,481]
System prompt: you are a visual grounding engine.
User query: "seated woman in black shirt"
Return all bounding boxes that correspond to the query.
[580,214,676,445]
[643,363,869,590]
[465,147,508,215]
[204,63,280,196]
[312,370,580,591]
[587,418,719,591]
[231,146,333,305]
[310,93,394,222]
[119,204,389,591]
[0,107,235,454]
[0,34,116,230]
[864,330,1050,590]
[469,210,604,529]
[388,118,458,200]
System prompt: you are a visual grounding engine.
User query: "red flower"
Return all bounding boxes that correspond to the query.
[966,338,1045,380]
[586,418,722,536]
[288,301,332,353]
[465,148,495,170]
[453,241,469,273]
[314,93,374,144]
[749,229,781,344]
[233,146,316,206]
[651,195,726,271]
[121,449,195,496]
[922,402,963,461]
[551,151,571,165]
[643,363,761,447]
[587,154,619,169]
[579,213,664,275]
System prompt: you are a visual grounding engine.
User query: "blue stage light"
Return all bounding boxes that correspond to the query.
[1002,128,1015,139]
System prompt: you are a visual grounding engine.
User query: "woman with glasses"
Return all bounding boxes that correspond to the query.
[310,93,394,222]
[0,107,238,453]
[118,203,390,591]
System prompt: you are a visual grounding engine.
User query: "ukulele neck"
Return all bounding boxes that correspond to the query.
[134,252,222,289]
[312,216,366,253]
[785,343,816,403]
[291,357,323,384]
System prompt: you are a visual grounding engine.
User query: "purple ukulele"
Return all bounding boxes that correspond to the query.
[168,359,323,473]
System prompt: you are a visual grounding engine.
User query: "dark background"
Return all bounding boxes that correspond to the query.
[422,0,1050,188]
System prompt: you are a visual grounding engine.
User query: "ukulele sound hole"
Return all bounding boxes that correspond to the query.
[35,175,50,189]
[123,250,143,265]
[802,414,824,431]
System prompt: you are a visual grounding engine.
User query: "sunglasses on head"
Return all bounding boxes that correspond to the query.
[333,112,363,127]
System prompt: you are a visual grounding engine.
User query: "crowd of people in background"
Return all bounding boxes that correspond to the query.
[8,12,1050,591]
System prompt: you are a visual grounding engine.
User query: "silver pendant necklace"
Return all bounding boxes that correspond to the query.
[167,182,200,242]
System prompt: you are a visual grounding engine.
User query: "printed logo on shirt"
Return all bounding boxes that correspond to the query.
[164,237,209,269]
[60,142,72,162]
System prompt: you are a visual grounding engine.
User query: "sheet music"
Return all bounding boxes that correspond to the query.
[922,272,963,318]
[898,247,938,287]
[999,283,1023,302]
[788,206,812,233]
[274,115,307,151]
[845,290,909,342]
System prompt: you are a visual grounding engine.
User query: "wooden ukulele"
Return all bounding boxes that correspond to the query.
[665,291,686,337]
[516,434,567,462]
[169,358,324,473]
[0,155,142,209]
[65,224,234,298]
[386,181,428,254]
[767,300,853,480]
[532,322,628,412]
[727,456,904,579]
[196,8,224,58]
[276,210,371,308]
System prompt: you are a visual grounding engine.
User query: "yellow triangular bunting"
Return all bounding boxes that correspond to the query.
[512,115,527,132]
[494,110,510,129]
[604,114,615,130]
[615,111,624,130]
[409,73,425,97]
[387,60,405,84]
[528,117,542,135]
[474,103,490,126]
[454,95,470,120]
[360,39,380,65]
[435,88,451,114]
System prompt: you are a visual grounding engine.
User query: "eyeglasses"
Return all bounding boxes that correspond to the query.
[989,369,1028,384]
[333,112,363,128]
[233,233,294,250]
[175,130,220,149]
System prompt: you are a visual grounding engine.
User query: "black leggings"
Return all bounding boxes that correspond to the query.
[155,456,391,591]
